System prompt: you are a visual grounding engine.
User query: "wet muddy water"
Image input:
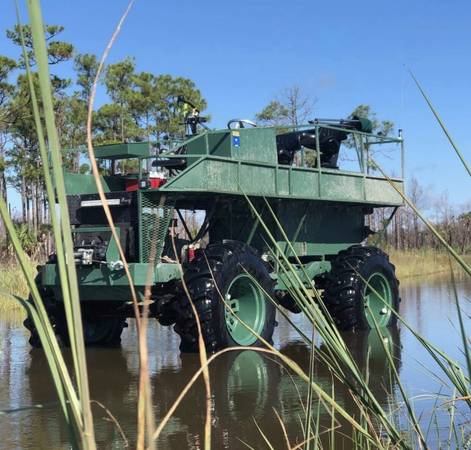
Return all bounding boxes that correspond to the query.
[1,275,470,449]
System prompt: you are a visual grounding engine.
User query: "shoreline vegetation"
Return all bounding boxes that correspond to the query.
[1,249,469,316]
[387,248,471,280]
[0,262,30,315]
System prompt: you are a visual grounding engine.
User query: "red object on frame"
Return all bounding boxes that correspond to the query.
[125,175,167,191]
[188,245,196,262]
[149,177,166,189]
[125,178,139,191]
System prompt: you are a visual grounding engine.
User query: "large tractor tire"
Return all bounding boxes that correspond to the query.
[23,274,52,348]
[55,312,127,348]
[24,279,126,348]
[323,246,400,331]
[23,315,42,348]
[175,241,276,353]
[25,308,126,348]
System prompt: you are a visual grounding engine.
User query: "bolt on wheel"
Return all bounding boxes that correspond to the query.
[363,272,393,328]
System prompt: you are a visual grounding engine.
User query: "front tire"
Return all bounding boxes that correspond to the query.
[323,246,400,331]
[175,241,276,353]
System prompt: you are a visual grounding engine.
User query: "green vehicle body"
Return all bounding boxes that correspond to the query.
[36,119,404,347]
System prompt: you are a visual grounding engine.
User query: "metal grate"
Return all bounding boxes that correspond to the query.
[141,193,175,263]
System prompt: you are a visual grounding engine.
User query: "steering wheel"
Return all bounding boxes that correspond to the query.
[227,119,258,130]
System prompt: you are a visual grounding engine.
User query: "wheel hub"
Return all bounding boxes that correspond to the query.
[224,274,266,345]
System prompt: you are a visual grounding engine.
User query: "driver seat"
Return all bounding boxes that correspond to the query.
[276,128,348,168]
[152,157,187,170]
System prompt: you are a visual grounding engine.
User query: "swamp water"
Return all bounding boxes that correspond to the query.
[0,275,470,449]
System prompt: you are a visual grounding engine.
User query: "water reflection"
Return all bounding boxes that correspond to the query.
[13,327,401,449]
[1,275,469,449]
[277,327,401,444]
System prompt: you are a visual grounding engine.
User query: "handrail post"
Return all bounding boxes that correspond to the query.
[315,124,321,197]
[354,133,363,172]
[399,129,404,180]
[364,136,370,176]
[361,134,367,201]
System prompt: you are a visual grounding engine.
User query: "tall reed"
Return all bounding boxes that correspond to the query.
[410,70,471,177]
[81,3,158,449]
[0,1,96,448]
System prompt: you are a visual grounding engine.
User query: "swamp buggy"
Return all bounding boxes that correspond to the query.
[25,109,404,352]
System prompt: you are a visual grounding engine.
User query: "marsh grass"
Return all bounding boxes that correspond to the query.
[0,262,31,315]
[388,249,471,279]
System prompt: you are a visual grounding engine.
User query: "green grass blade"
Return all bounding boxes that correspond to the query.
[0,199,85,440]
[304,325,316,450]
[449,261,471,382]
[410,70,471,177]
[253,419,275,450]
[25,0,96,447]
[369,313,427,448]
[348,259,470,404]
[14,0,82,388]
[0,292,68,418]
[20,303,68,417]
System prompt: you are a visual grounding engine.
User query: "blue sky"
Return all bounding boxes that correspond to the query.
[1,0,470,210]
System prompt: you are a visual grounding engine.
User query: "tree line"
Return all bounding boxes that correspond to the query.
[0,25,468,258]
[0,24,207,231]
[371,178,470,254]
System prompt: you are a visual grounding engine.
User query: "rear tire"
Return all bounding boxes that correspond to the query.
[322,246,400,331]
[23,274,53,348]
[23,316,42,348]
[23,278,127,348]
[56,314,127,348]
[175,241,276,353]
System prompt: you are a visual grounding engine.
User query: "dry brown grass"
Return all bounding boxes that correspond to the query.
[0,262,30,314]
[387,248,471,280]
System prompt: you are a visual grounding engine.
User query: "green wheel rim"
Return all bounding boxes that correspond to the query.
[224,274,266,345]
[363,272,393,328]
